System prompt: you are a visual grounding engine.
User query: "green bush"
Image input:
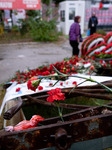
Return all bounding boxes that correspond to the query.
[26,10,39,17]
[19,19,29,36]
[96,30,106,36]
[19,16,60,41]
[29,19,60,41]
[11,25,19,33]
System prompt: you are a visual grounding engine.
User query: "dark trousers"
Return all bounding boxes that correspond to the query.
[90,27,96,35]
[70,40,79,56]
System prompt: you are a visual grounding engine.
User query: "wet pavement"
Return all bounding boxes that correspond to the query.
[0,40,72,84]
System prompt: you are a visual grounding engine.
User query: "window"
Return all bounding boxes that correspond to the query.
[60,10,65,22]
[69,8,75,20]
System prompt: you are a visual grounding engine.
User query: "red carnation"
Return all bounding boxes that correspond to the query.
[92,56,95,60]
[49,83,53,86]
[72,81,77,86]
[90,65,95,70]
[100,60,103,64]
[71,67,75,72]
[66,61,70,65]
[27,77,41,91]
[60,82,63,86]
[16,87,20,92]
[103,63,107,67]
[47,88,65,103]
[109,61,112,65]
[66,69,70,72]
[38,86,43,90]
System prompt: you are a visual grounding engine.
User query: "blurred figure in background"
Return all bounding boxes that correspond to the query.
[88,12,98,35]
[69,16,82,56]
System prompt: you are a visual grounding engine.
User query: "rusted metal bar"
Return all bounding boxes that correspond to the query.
[73,88,110,93]
[40,103,112,125]
[3,97,23,120]
[1,103,112,150]
[62,89,112,100]
[71,91,112,100]
[26,87,112,101]
[26,95,91,109]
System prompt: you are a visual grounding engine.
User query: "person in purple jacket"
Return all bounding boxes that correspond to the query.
[69,16,81,56]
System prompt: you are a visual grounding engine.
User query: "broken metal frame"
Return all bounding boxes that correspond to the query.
[1,102,112,150]
[1,81,112,149]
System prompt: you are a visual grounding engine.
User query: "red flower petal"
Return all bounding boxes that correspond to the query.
[16,87,20,92]
[49,83,53,86]
[90,65,95,70]
[47,88,65,102]
[60,82,63,86]
[72,81,77,86]
[38,86,43,90]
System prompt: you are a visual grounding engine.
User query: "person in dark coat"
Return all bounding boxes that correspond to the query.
[88,12,98,35]
[69,16,81,56]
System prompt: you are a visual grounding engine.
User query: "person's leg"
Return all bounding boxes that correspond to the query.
[74,41,79,56]
[93,27,96,34]
[90,27,96,35]
[70,41,79,56]
[70,40,74,56]
[90,28,93,35]
[72,41,79,56]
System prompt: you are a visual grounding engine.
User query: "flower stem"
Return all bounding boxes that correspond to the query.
[56,102,64,122]
[52,65,112,93]
[37,66,112,93]
[69,79,87,94]
[95,101,112,109]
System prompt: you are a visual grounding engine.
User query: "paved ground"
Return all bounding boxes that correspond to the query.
[0,40,72,84]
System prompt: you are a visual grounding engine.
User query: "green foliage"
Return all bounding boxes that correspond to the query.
[20,10,41,36]
[19,14,60,41]
[42,0,50,5]
[95,53,112,59]
[11,25,19,33]
[19,20,29,36]
[96,30,106,36]
[26,10,40,17]
[53,0,65,4]
[29,19,60,41]
[42,0,64,5]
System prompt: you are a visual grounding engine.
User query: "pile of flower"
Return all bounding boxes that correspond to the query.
[9,32,112,84]
[11,56,84,83]
[81,32,112,57]
[10,54,112,84]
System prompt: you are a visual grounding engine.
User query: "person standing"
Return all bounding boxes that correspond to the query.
[69,16,82,56]
[88,12,98,35]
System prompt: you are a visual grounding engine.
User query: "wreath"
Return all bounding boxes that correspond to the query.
[105,32,112,44]
[85,42,107,56]
[83,35,104,56]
